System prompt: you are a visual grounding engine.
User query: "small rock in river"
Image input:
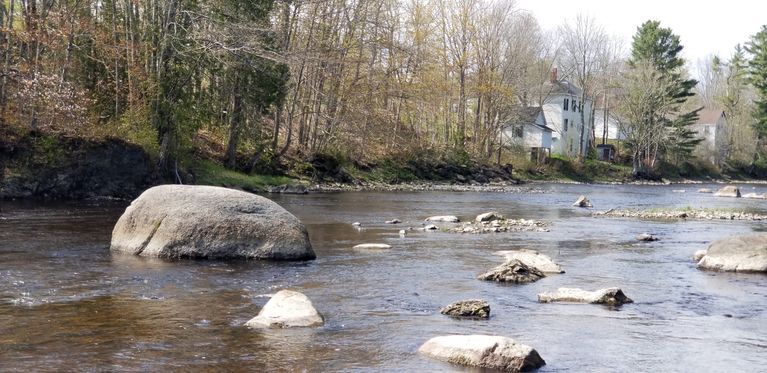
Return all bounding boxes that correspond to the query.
[573,195,593,208]
[440,299,490,318]
[478,259,545,283]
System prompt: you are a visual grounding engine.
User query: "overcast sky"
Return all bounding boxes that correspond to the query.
[516,0,767,66]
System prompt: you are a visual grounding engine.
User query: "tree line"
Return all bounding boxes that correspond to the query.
[1,0,767,178]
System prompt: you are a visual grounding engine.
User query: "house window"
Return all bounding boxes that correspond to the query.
[564,99,569,111]
[572,100,577,112]
[512,125,523,138]
[564,119,568,132]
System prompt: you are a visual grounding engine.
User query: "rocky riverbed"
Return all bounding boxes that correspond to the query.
[593,208,767,221]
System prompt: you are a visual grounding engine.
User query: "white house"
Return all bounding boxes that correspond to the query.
[538,69,593,158]
[502,106,553,162]
[692,109,728,165]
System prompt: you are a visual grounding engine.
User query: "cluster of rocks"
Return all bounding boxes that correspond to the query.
[310,181,546,194]
[449,219,550,234]
[593,208,767,221]
[420,212,551,234]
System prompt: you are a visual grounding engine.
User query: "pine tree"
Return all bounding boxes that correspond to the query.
[746,25,767,138]
[626,20,701,172]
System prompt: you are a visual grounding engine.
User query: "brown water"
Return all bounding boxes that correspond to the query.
[1,184,766,372]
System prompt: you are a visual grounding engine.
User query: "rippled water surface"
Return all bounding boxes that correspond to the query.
[1,183,766,372]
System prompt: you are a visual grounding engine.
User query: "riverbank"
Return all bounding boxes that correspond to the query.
[3,128,766,199]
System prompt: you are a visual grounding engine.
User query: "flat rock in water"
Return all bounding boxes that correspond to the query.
[110,185,314,260]
[713,185,741,198]
[440,299,490,318]
[425,215,460,223]
[353,243,392,250]
[742,192,767,199]
[478,259,545,283]
[697,233,767,272]
[245,290,324,328]
[636,233,659,242]
[424,224,438,230]
[495,249,564,273]
[418,335,545,372]
[385,219,401,224]
[697,188,712,193]
[573,195,593,208]
[475,211,504,222]
[537,287,633,306]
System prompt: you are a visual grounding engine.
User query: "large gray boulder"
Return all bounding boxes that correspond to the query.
[478,259,545,283]
[418,335,545,372]
[246,290,324,328]
[573,195,593,208]
[713,185,741,198]
[495,249,564,274]
[110,185,315,260]
[537,287,633,306]
[697,234,767,272]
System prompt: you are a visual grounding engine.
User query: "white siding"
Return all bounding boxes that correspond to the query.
[541,93,592,158]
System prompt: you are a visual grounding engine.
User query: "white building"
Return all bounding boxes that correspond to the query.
[538,69,593,158]
[502,106,553,162]
[593,108,626,142]
[692,109,728,165]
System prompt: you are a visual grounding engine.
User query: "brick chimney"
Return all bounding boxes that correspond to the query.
[550,68,558,83]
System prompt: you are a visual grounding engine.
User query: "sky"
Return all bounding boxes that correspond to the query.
[516,0,767,67]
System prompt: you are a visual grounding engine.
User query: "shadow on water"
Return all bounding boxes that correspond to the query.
[1,183,766,371]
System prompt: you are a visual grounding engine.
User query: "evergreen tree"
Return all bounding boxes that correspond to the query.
[624,20,701,174]
[746,25,767,138]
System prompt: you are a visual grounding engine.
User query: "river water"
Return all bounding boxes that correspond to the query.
[1,183,766,372]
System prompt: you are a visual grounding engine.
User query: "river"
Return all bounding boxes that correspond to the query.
[1,183,766,372]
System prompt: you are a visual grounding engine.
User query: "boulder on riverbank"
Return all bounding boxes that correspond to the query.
[425,215,460,223]
[537,287,633,306]
[495,249,564,273]
[110,185,315,260]
[418,335,545,372]
[440,300,490,319]
[713,185,741,198]
[478,259,545,283]
[267,184,308,194]
[245,290,324,328]
[696,234,767,272]
[573,195,593,208]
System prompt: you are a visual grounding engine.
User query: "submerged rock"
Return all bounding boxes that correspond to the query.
[425,215,460,223]
[424,224,438,230]
[478,259,545,283]
[385,219,401,224]
[245,290,324,328]
[475,211,504,222]
[440,299,490,319]
[352,222,361,227]
[697,233,767,272]
[537,287,633,306]
[697,188,713,193]
[742,192,767,199]
[418,335,545,372]
[495,249,564,273]
[713,185,741,198]
[573,195,593,208]
[636,233,659,242]
[353,243,392,250]
[110,185,315,260]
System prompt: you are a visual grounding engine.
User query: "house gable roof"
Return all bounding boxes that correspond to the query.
[506,106,553,132]
[695,109,725,125]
